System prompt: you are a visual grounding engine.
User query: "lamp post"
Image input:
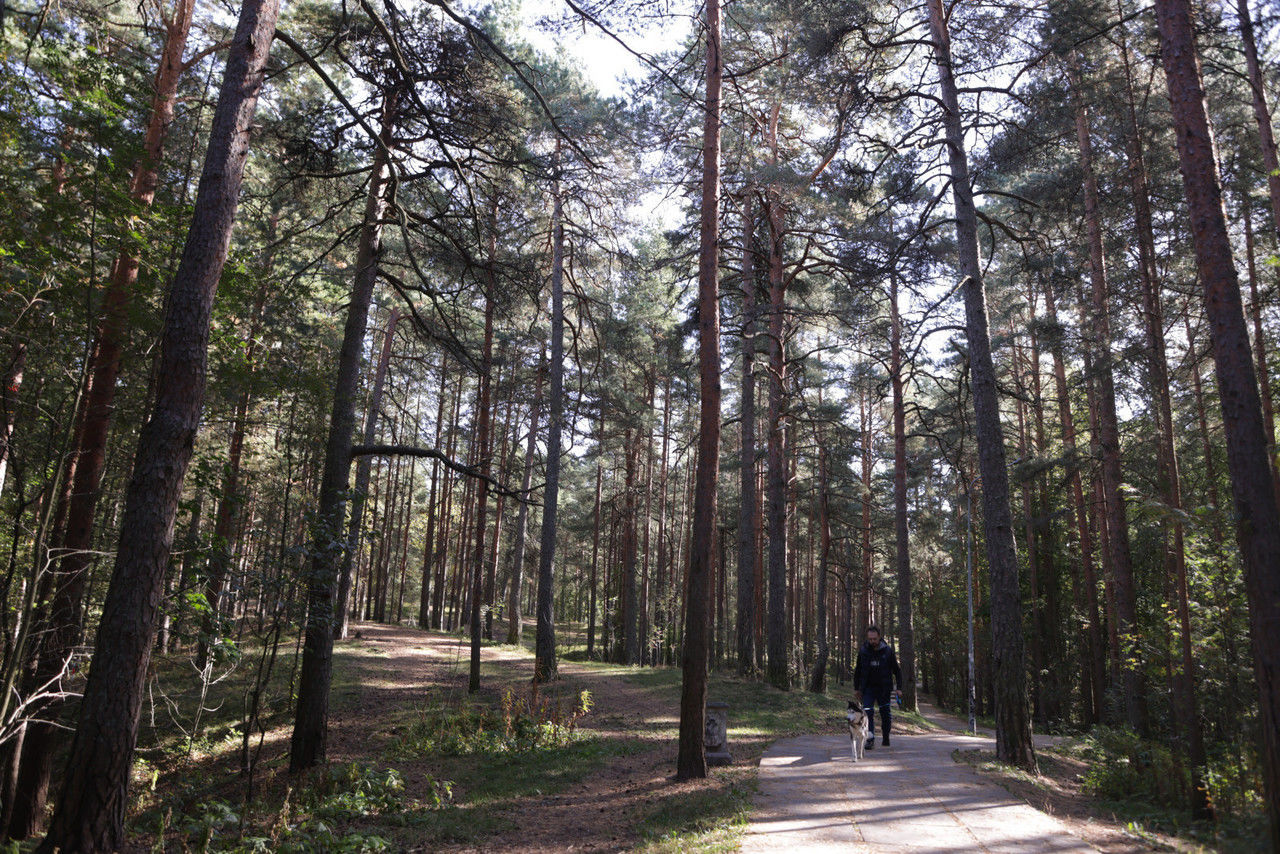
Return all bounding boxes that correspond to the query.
[965,474,981,737]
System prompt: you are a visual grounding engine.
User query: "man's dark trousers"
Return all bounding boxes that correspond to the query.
[863,687,892,740]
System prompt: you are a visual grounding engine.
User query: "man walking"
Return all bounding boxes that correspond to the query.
[854,625,902,749]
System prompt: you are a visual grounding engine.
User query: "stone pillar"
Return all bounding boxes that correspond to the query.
[705,701,731,766]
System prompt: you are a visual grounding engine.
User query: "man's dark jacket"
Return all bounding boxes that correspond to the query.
[853,639,902,698]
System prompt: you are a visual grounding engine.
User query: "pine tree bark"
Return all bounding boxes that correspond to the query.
[1070,61,1147,733]
[676,0,720,780]
[469,240,496,693]
[890,266,917,711]
[11,0,197,837]
[289,89,396,772]
[1152,1,1280,842]
[1236,0,1280,240]
[925,0,1036,770]
[534,147,565,683]
[808,414,830,694]
[36,0,278,845]
[418,352,448,628]
[764,104,789,691]
[1045,283,1104,726]
[335,307,399,639]
[507,357,543,644]
[1112,19,1212,811]
[737,192,758,676]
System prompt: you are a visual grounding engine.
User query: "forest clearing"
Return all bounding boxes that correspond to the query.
[1,0,1279,850]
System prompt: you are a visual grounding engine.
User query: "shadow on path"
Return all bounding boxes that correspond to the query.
[741,707,1095,853]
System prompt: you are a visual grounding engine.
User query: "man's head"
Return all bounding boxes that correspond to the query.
[865,625,882,646]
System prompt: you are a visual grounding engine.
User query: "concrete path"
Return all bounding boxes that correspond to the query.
[741,708,1094,853]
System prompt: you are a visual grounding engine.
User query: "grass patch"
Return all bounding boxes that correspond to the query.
[633,769,756,854]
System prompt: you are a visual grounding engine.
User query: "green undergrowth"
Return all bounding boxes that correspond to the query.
[1061,728,1267,851]
[146,762,451,853]
[633,769,756,854]
[383,684,648,846]
[390,685,593,756]
[959,727,1268,853]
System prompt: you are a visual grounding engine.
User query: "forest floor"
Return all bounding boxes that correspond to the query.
[125,621,907,852]
[113,622,1258,852]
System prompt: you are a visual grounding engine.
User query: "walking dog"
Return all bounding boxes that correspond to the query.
[847,698,869,763]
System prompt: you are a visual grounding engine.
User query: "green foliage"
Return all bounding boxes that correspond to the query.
[1074,727,1186,807]
[165,763,451,853]
[392,686,592,757]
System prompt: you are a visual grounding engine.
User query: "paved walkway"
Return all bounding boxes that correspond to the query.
[741,705,1094,853]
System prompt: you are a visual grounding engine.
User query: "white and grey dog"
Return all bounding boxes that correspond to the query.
[847,699,869,762]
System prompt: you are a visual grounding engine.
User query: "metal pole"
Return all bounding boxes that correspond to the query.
[966,480,977,736]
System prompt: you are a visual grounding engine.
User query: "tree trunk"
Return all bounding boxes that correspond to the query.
[1070,60,1147,733]
[622,426,640,664]
[534,147,565,683]
[764,103,789,691]
[197,260,274,668]
[924,0,1036,771]
[1236,0,1280,240]
[1243,207,1279,497]
[1153,1,1280,842]
[418,352,448,628]
[890,264,916,711]
[0,342,26,503]
[336,307,400,639]
[808,415,830,694]
[288,89,396,773]
[468,239,496,693]
[36,0,278,845]
[1045,283,1104,726]
[737,192,758,676]
[587,439,602,657]
[676,0,720,780]
[1113,17,1212,812]
[12,0,198,837]
[507,357,544,644]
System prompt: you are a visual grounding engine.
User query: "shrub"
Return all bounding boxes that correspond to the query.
[1075,727,1185,808]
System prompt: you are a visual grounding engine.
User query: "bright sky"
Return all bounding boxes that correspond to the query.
[517,0,693,98]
